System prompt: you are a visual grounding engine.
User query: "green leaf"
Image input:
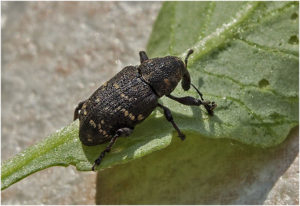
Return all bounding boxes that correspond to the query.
[95,127,299,204]
[148,1,298,146]
[1,1,298,190]
[1,118,173,190]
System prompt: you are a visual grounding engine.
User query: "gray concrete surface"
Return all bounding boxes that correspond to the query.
[1,2,298,205]
[1,2,161,204]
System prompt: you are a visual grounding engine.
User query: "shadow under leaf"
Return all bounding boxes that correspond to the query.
[95,126,298,204]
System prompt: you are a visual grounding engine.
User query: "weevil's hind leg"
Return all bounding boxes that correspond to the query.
[139,51,149,63]
[73,100,86,121]
[157,103,185,140]
[92,127,133,171]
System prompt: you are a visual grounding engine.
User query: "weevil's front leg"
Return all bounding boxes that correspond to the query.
[73,100,86,121]
[139,51,149,63]
[92,127,133,171]
[166,94,216,116]
[157,103,185,140]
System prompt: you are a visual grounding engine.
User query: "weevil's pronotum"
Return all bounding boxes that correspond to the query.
[74,49,216,170]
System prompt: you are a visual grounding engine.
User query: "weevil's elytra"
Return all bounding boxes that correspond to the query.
[74,49,217,171]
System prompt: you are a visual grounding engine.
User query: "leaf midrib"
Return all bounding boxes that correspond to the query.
[179,2,260,62]
[197,1,216,44]
[179,2,298,63]
[1,121,77,180]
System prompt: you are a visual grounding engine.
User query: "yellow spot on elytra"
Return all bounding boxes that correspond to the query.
[101,120,105,124]
[99,129,103,133]
[137,114,144,120]
[83,110,87,115]
[87,138,93,142]
[95,98,100,103]
[124,110,129,117]
[121,93,129,99]
[129,113,135,120]
[113,83,120,89]
[82,103,87,109]
[116,106,121,111]
[89,120,96,128]
[98,124,101,129]
[102,82,108,90]
[103,130,107,135]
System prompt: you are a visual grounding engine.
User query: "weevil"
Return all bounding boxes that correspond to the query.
[74,49,216,171]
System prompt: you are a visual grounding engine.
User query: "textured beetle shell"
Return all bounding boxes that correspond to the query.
[139,56,184,97]
[78,66,158,146]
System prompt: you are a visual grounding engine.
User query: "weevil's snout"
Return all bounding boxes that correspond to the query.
[181,49,193,91]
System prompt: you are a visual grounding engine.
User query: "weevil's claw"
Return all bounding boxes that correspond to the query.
[92,158,101,171]
[190,83,217,115]
[203,101,217,116]
[179,133,186,141]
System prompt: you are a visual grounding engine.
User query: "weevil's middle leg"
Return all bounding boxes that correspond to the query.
[92,127,133,171]
[157,103,185,140]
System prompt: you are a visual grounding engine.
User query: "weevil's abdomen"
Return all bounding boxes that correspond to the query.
[78,66,158,146]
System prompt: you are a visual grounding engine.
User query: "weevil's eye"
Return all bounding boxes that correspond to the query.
[137,67,142,75]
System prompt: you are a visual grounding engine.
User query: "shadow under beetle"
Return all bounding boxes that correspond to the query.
[74,49,216,171]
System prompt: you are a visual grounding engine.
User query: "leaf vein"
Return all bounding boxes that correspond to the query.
[257,1,298,23]
[198,1,216,41]
[201,70,298,101]
[236,38,298,58]
[180,2,260,63]
[204,94,277,137]
[168,2,177,54]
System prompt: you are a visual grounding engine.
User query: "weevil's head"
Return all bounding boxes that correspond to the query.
[138,50,193,97]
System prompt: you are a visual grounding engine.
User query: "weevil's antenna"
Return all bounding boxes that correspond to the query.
[181,49,194,91]
[191,83,217,115]
[185,49,194,67]
[191,83,204,101]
